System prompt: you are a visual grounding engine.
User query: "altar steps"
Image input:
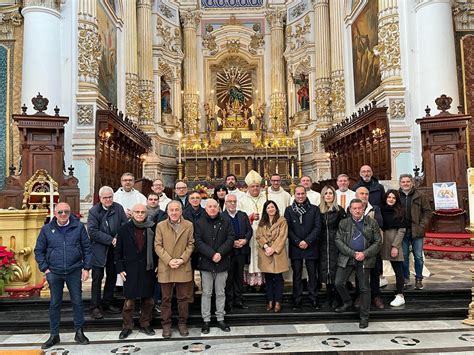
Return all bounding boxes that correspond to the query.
[424,232,474,260]
[0,288,469,332]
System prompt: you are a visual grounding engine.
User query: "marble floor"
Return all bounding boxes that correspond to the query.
[0,319,473,354]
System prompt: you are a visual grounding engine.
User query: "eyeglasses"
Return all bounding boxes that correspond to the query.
[133,211,146,214]
[57,210,70,215]
[122,179,133,182]
[101,196,113,200]
[176,187,187,190]
[226,200,237,204]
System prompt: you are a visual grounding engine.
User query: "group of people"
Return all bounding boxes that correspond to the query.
[34,165,432,349]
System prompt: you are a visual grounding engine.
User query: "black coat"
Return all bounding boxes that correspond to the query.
[183,205,205,223]
[284,202,321,259]
[87,202,128,267]
[353,177,385,207]
[222,210,252,256]
[114,221,156,299]
[194,212,235,273]
[319,207,346,284]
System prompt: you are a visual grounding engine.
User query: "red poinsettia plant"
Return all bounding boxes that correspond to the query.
[0,246,16,294]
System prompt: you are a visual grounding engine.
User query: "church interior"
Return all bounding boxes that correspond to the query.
[1,0,474,353]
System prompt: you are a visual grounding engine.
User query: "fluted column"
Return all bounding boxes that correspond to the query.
[21,0,61,113]
[378,0,402,84]
[415,0,459,112]
[124,0,139,121]
[329,0,345,122]
[266,8,287,133]
[181,10,201,135]
[313,0,332,125]
[78,0,100,90]
[137,0,154,125]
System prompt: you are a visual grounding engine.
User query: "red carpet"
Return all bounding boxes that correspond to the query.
[424,232,474,260]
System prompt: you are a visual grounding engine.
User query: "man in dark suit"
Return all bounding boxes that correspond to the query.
[223,193,252,311]
[174,181,189,208]
[284,185,322,310]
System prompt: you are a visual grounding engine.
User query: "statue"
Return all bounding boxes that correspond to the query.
[160,77,172,114]
[229,82,245,105]
[293,73,310,111]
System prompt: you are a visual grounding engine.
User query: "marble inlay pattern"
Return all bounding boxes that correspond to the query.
[390,335,420,346]
[44,347,69,355]
[0,46,8,189]
[111,344,141,353]
[182,342,211,352]
[322,337,351,347]
[459,333,474,342]
[252,340,281,350]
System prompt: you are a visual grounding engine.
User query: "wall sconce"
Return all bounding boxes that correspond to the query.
[139,153,148,162]
[372,127,384,139]
[99,129,112,141]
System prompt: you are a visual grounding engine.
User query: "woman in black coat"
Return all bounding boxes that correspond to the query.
[115,203,157,339]
[319,185,346,309]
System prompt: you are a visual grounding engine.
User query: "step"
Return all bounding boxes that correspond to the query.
[423,245,474,252]
[425,232,473,239]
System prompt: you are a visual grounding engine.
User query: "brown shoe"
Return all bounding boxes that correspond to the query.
[372,296,385,309]
[266,301,273,311]
[178,323,189,337]
[162,326,171,339]
[274,302,281,313]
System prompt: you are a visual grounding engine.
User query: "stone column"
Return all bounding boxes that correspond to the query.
[415,0,459,111]
[124,0,139,121]
[266,8,287,133]
[329,0,345,122]
[137,0,154,126]
[378,0,402,85]
[21,0,61,113]
[181,10,201,135]
[313,0,332,125]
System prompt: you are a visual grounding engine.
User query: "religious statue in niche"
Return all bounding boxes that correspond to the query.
[160,77,172,114]
[293,73,310,111]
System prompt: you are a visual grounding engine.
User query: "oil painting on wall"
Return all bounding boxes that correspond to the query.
[351,1,381,104]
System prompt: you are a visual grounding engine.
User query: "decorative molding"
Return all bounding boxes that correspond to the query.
[77,104,94,125]
[285,15,311,51]
[139,80,154,124]
[249,23,264,55]
[156,17,182,55]
[330,73,345,118]
[266,8,286,29]
[389,99,405,119]
[125,74,140,120]
[315,78,332,123]
[23,0,61,11]
[225,39,240,54]
[77,21,101,85]
[377,15,401,80]
[200,0,263,8]
[180,10,201,30]
[202,24,218,55]
[0,6,22,41]
[289,0,309,22]
[453,0,474,31]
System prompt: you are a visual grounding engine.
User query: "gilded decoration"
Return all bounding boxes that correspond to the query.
[0,6,22,41]
[266,8,286,29]
[180,10,201,30]
[22,169,59,210]
[77,104,94,125]
[226,39,240,53]
[249,23,264,55]
[202,24,218,55]
[315,81,332,122]
[156,17,182,54]
[125,75,140,120]
[389,99,405,119]
[9,246,33,285]
[139,80,154,124]
[78,22,101,84]
[453,0,474,31]
[377,16,401,79]
[331,74,345,117]
[286,15,311,51]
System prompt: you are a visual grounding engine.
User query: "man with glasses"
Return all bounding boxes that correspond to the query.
[151,178,171,210]
[87,186,128,319]
[174,181,189,208]
[268,174,291,213]
[114,172,147,218]
[223,194,252,312]
[35,202,92,349]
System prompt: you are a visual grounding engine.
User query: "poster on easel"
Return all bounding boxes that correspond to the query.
[432,182,459,209]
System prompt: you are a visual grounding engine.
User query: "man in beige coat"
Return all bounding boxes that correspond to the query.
[155,200,194,339]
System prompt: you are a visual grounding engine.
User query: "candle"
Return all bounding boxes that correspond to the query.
[291,160,295,179]
[296,129,301,161]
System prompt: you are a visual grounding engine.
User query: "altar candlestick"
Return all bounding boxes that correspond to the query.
[296,129,301,161]
[177,132,182,163]
[291,160,295,179]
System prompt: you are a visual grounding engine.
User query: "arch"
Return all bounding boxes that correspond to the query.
[158,61,174,80]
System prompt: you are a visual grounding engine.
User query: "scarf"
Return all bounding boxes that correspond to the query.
[131,219,155,271]
[291,199,311,224]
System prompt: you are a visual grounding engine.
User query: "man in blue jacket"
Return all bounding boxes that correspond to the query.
[87,186,128,319]
[284,185,322,310]
[34,202,92,349]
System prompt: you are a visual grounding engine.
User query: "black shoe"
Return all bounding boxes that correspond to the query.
[140,326,155,336]
[292,302,302,311]
[335,303,352,313]
[74,328,90,345]
[103,305,121,314]
[233,303,249,309]
[91,307,104,319]
[119,328,132,340]
[201,322,210,334]
[359,319,369,329]
[217,321,231,332]
[312,301,321,310]
[41,334,60,349]
[225,304,233,313]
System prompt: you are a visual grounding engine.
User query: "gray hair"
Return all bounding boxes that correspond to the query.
[399,173,414,182]
[166,200,182,212]
[98,186,114,197]
[337,174,349,180]
[349,198,364,209]
[225,194,237,202]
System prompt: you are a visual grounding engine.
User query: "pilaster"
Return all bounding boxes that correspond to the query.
[124,0,139,121]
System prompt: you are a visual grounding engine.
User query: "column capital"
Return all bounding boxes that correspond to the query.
[180,10,201,30]
[23,0,61,11]
[312,0,329,8]
[453,0,474,31]
[137,0,152,9]
[415,0,451,12]
[0,5,22,40]
[266,8,286,29]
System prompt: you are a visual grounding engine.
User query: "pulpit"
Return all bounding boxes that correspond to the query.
[0,94,80,213]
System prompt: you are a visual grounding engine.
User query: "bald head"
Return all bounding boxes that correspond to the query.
[355,186,369,206]
[54,202,71,225]
[360,165,373,182]
[205,198,219,218]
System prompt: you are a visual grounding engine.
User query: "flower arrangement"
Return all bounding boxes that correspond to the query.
[194,184,210,199]
[0,246,16,294]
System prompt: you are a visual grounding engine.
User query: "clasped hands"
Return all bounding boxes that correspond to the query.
[168,258,185,269]
[298,240,308,249]
[233,239,247,248]
[354,251,365,261]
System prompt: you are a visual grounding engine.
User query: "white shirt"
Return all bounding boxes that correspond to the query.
[114,187,147,213]
[336,189,356,209]
[158,193,171,211]
[306,189,321,206]
[268,187,292,214]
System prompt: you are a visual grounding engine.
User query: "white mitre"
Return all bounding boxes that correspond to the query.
[245,169,262,186]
